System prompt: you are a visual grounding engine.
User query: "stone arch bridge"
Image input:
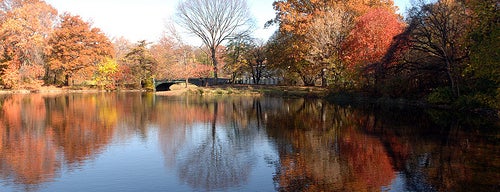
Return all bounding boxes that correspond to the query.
[154,79,185,91]
[154,78,228,91]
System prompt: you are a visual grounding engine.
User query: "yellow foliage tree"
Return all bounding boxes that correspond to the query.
[94,57,119,90]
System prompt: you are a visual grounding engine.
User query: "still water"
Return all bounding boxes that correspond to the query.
[0,92,498,192]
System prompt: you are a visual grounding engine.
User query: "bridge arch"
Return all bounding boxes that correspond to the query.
[155,82,176,91]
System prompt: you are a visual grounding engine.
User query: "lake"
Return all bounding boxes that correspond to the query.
[0,92,498,191]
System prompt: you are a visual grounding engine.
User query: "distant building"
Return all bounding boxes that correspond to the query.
[237,66,283,85]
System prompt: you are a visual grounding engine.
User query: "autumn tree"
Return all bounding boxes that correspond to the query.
[151,35,211,88]
[175,0,253,84]
[122,40,157,90]
[344,8,404,87]
[111,36,135,87]
[150,34,177,80]
[266,31,312,85]
[113,36,133,61]
[269,0,332,86]
[225,35,269,84]
[269,0,397,86]
[306,4,354,87]
[152,24,212,87]
[46,14,114,86]
[243,39,267,84]
[0,0,57,88]
[224,34,252,83]
[94,57,119,90]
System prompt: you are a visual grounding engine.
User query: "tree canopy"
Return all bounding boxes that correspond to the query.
[46,14,114,86]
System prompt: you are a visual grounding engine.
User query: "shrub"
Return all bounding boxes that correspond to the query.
[427,87,454,105]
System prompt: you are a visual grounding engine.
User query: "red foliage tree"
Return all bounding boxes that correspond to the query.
[344,8,404,70]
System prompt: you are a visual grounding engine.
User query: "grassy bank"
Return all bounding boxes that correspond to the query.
[160,84,498,118]
[177,84,329,98]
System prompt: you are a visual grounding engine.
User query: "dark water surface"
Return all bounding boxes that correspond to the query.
[0,93,498,192]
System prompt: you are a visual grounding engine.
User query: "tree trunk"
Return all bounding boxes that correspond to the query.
[211,47,218,85]
[446,60,459,98]
[321,68,327,87]
[65,74,69,86]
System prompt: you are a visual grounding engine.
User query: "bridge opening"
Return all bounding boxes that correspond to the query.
[155,83,176,92]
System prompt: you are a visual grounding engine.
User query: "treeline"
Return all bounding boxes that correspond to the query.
[261,0,498,109]
[0,0,213,91]
[0,0,498,108]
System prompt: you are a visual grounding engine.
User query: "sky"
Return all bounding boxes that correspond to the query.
[44,0,411,44]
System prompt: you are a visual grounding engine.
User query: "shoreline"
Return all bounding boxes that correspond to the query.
[1,85,497,118]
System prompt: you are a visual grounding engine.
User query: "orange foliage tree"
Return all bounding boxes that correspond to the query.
[150,33,212,87]
[46,14,114,86]
[269,0,398,86]
[0,0,57,88]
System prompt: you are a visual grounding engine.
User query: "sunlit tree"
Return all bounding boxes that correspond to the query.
[344,8,404,87]
[175,0,253,84]
[224,34,252,83]
[94,57,119,90]
[122,40,157,90]
[46,14,114,86]
[0,0,57,88]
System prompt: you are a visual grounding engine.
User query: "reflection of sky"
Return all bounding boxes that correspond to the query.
[18,121,278,191]
[383,173,407,192]
[383,172,436,192]
[33,128,192,192]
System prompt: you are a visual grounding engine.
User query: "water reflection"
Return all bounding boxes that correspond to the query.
[266,100,396,191]
[266,100,499,191]
[371,108,500,192]
[0,93,117,190]
[0,93,497,191]
[156,97,264,190]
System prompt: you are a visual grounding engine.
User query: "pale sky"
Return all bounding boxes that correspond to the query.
[44,0,411,44]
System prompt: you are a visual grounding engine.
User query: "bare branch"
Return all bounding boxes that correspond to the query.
[175,0,253,82]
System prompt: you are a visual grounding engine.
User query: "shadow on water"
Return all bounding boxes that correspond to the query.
[264,98,499,191]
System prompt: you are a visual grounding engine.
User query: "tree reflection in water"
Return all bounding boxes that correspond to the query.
[0,94,117,190]
[156,97,264,191]
[265,99,499,192]
[0,94,497,191]
[265,99,396,191]
[0,95,59,191]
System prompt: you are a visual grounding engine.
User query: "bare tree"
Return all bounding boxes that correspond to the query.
[406,0,468,97]
[175,0,253,84]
